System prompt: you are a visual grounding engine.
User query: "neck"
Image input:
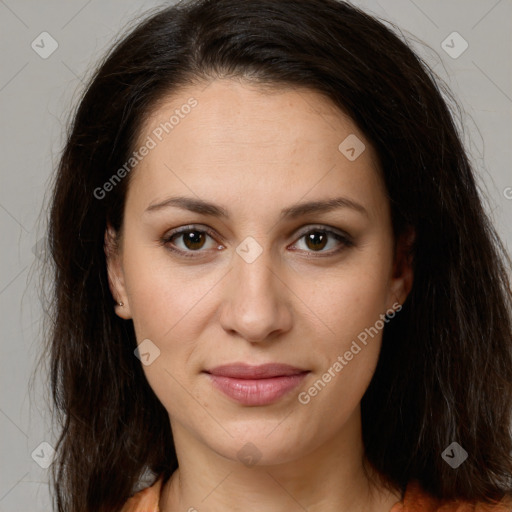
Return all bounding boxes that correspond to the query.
[159,409,402,512]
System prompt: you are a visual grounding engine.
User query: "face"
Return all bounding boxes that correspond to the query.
[106,79,412,466]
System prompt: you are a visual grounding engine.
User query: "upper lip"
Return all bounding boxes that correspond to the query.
[205,363,308,379]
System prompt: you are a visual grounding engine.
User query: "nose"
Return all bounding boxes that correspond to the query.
[219,245,293,343]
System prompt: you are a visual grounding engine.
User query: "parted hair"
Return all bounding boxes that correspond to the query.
[44,0,512,510]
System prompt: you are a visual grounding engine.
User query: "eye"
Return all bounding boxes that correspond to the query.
[161,226,223,257]
[290,226,353,255]
[161,224,353,259]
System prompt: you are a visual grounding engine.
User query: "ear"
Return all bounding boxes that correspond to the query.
[104,223,132,320]
[387,226,415,309]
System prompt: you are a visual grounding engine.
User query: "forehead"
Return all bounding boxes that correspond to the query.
[139,79,365,154]
[126,79,385,218]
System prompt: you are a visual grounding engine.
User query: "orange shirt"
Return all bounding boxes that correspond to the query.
[120,475,512,512]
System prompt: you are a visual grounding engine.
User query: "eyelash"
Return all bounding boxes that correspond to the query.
[160,224,354,259]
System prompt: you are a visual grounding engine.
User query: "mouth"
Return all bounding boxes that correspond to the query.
[203,363,310,406]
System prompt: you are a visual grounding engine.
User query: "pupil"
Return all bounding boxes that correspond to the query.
[184,231,205,250]
[306,231,327,251]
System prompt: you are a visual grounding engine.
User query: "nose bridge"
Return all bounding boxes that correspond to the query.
[233,235,277,290]
[236,246,275,296]
[220,238,292,341]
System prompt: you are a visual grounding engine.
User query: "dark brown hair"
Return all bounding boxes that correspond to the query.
[44,0,512,510]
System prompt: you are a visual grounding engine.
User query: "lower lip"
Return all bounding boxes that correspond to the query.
[206,372,309,406]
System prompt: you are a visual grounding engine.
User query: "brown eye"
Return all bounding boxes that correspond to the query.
[305,231,328,251]
[162,226,221,257]
[182,230,207,250]
[291,226,353,255]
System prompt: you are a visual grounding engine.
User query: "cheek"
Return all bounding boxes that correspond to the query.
[296,255,392,341]
[293,249,392,399]
[294,271,389,432]
[122,244,221,396]
[122,248,211,413]
[123,243,212,339]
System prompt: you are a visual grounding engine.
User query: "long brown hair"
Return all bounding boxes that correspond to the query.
[44,0,512,510]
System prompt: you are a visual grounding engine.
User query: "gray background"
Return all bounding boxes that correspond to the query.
[0,0,511,510]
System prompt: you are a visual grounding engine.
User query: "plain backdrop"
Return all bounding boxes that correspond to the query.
[0,0,511,510]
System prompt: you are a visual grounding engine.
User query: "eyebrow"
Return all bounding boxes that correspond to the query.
[144,195,368,219]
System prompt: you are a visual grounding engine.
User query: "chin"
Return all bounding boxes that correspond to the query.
[202,420,313,467]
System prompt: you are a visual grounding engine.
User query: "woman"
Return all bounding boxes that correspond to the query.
[44,0,512,511]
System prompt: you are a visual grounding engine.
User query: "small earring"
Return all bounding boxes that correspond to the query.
[118,301,124,307]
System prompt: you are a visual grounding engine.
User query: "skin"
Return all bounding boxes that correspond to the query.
[106,78,414,512]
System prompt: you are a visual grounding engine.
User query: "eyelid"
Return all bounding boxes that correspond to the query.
[163,224,223,242]
[292,224,351,241]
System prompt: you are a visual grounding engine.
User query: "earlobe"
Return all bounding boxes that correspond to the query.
[388,227,415,308]
[104,223,132,319]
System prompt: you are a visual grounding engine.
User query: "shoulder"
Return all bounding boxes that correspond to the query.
[120,475,164,512]
[390,480,512,512]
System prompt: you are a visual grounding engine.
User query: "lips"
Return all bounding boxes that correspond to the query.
[204,363,309,406]
[206,363,307,379]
